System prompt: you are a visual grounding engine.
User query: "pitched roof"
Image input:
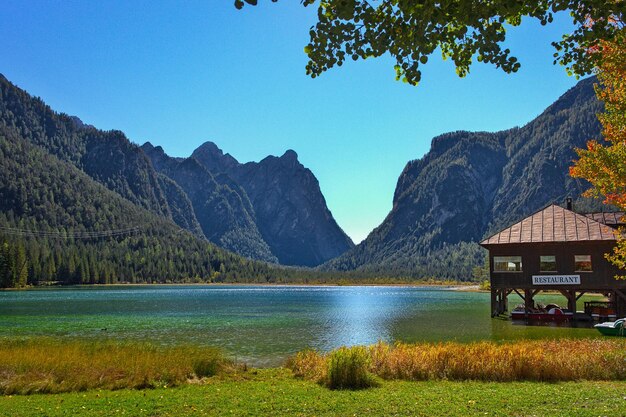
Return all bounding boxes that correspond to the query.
[584,212,625,227]
[480,204,618,246]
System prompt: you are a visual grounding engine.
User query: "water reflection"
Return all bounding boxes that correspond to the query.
[319,287,402,349]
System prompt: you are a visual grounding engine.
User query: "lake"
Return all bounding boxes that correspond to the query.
[0,285,602,366]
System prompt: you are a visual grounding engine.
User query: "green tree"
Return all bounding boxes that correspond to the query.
[0,242,9,287]
[237,1,624,85]
[44,255,57,283]
[14,242,28,287]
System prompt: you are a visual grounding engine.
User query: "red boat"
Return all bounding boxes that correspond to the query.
[510,303,573,321]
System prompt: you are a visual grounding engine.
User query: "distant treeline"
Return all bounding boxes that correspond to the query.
[0,222,277,287]
[0,227,477,288]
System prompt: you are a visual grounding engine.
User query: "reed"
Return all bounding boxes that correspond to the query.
[0,338,234,394]
[288,339,626,386]
[325,346,378,389]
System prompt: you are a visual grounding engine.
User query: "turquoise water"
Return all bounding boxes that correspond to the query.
[0,285,601,366]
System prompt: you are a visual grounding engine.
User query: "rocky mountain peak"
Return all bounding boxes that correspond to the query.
[281,149,298,161]
[191,141,239,173]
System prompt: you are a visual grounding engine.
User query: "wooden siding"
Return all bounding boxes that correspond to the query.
[487,241,626,290]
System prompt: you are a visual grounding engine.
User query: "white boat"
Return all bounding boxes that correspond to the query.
[594,318,626,336]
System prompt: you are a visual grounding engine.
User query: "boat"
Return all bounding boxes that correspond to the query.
[584,301,617,321]
[510,303,573,321]
[594,318,626,336]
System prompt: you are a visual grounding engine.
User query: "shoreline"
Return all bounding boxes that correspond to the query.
[4,281,482,291]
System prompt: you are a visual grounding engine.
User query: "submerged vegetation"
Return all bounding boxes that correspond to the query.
[288,340,626,388]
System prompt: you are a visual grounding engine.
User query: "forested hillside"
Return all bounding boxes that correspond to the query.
[323,77,606,279]
[0,126,281,286]
[0,74,337,286]
[0,73,352,279]
[0,76,171,218]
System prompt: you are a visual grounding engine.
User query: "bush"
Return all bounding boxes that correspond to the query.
[286,349,325,381]
[325,346,377,390]
[192,349,225,378]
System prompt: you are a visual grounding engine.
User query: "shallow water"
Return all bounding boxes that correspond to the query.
[0,285,602,366]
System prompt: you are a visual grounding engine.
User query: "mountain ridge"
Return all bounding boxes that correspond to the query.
[0,73,352,268]
[323,77,605,278]
[146,140,355,267]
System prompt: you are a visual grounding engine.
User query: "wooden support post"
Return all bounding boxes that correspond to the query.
[559,290,576,312]
[503,289,509,312]
[614,290,626,317]
[491,288,497,317]
[500,289,507,314]
[524,289,534,316]
[496,289,501,315]
[567,291,576,312]
[495,289,504,315]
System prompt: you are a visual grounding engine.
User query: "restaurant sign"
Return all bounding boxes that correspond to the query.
[532,275,581,285]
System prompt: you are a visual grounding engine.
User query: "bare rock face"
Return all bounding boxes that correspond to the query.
[191,141,238,173]
[143,140,353,266]
[227,149,354,267]
[141,142,277,264]
[189,143,354,267]
[324,77,605,278]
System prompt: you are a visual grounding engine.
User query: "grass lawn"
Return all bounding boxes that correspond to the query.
[1,369,626,417]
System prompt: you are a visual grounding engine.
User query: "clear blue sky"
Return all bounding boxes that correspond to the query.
[1,1,586,243]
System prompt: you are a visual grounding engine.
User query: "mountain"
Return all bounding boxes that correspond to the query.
[143,141,354,267]
[0,75,287,286]
[190,143,355,266]
[323,77,605,279]
[0,77,172,219]
[141,143,277,263]
[231,150,354,267]
[0,73,351,270]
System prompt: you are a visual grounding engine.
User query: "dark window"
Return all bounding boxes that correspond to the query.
[575,255,592,272]
[494,256,522,272]
[540,255,557,272]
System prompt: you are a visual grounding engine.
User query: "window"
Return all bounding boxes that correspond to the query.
[493,256,522,272]
[539,255,557,272]
[575,255,592,272]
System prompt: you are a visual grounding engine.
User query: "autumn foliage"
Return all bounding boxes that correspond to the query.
[288,340,626,386]
[570,29,626,276]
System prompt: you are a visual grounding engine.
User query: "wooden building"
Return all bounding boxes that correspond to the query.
[480,202,626,318]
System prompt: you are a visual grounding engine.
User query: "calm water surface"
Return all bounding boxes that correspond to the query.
[0,285,601,366]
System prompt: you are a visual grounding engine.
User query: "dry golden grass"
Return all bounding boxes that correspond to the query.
[0,338,235,394]
[288,339,626,385]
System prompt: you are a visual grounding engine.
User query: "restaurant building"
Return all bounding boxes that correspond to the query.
[480,201,626,318]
